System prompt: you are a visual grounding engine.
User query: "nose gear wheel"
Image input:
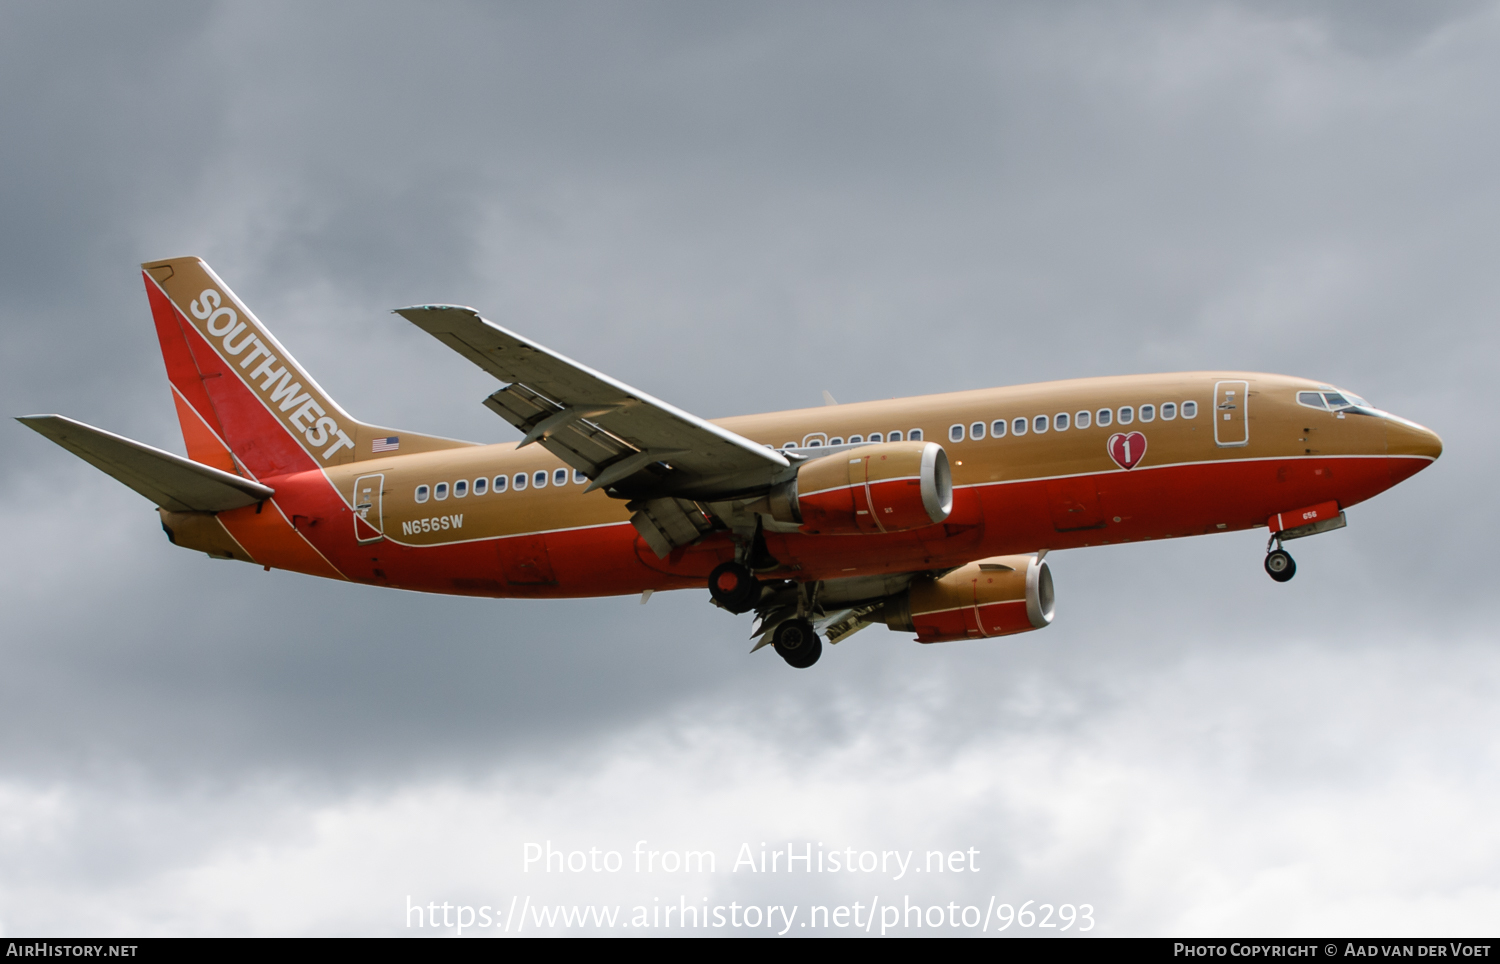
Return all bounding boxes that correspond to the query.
[1264,535,1296,583]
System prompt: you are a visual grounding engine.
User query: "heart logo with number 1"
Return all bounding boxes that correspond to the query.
[1107,432,1147,469]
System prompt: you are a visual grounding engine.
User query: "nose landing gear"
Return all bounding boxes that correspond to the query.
[1264,536,1296,583]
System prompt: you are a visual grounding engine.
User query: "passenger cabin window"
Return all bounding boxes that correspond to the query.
[1097,408,1112,427]
[908,429,923,441]
[1076,410,1091,429]
[868,433,882,443]
[533,470,548,488]
[574,469,587,484]
[1162,402,1177,420]
[493,475,507,493]
[415,484,430,503]
[474,477,487,495]
[554,468,568,486]
[949,424,965,442]
[434,482,449,501]
[1118,406,1134,425]
[991,419,1007,438]
[1182,401,1198,418]
[888,430,903,442]
[454,480,468,498]
[514,472,527,491]
[970,421,986,440]
[783,442,797,449]
[1055,412,1069,431]
[1033,414,1049,434]
[1012,417,1027,437]
[829,437,844,446]
[1140,404,1155,422]
[849,435,863,444]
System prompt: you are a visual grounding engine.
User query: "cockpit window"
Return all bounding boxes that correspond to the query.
[1299,389,1375,413]
[1304,390,1373,411]
[1325,391,1371,409]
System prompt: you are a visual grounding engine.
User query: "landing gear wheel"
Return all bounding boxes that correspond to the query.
[772,618,822,668]
[708,561,760,614]
[1265,549,1296,582]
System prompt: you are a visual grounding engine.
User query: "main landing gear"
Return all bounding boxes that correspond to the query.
[772,617,822,669]
[709,549,824,668]
[1264,536,1296,583]
[708,561,760,614]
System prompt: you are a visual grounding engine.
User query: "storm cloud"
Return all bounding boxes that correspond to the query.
[1,1,1496,936]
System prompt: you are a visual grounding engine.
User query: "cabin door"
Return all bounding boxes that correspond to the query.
[352,473,384,543]
[1214,380,1250,447]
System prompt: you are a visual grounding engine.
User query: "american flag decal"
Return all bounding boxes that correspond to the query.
[371,436,400,453]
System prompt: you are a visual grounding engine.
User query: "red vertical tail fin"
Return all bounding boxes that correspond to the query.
[142,257,471,482]
[141,257,473,581]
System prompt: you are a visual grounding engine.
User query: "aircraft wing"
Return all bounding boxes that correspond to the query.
[395,306,790,500]
[18,415,274,513]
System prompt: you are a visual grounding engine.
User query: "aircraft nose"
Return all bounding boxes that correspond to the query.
[1385,415,1442,466]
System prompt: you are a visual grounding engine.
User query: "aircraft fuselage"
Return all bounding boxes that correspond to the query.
[181,372,1438,597]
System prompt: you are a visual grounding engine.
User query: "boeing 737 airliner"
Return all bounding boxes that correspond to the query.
[19,258,1442,667]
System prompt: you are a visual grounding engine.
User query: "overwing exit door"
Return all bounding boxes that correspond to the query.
[353,473,384,543]
[1214,380,1250,447]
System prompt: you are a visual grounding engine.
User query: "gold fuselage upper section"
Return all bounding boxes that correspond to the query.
[311,371,1441,549]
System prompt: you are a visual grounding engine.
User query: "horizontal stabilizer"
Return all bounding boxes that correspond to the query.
[18,415,274,512]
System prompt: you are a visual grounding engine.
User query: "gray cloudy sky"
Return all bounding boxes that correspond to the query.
[2,0,1498,936]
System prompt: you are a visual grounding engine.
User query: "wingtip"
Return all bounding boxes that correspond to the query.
[393,305,486,328]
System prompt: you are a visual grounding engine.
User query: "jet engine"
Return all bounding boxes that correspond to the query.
[759,440,952,534]
[882,554,1054,643]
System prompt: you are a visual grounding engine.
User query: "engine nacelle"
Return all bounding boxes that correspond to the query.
[883,554,1054,643]
[766,441,951,535]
